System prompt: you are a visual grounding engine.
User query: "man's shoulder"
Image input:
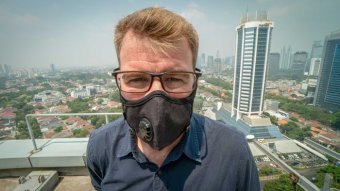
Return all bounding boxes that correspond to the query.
[193,113,245,141]
[192,113,250,157]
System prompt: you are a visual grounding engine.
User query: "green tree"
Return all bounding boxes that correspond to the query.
[60,116,69,120]
[259,165,281,176]
[67,98,90,113]
[90,116,106,129]
[31,118,42,138]
[204,77,233,90]
[331,112,340,130]
[266,93,334,127]
[270,116,278,125]
[96,98,104,104]
[315,165,340,189]
[54,126,63,133]
[263,174,303,191]
[280,121,311,141]
[72,129,89,138]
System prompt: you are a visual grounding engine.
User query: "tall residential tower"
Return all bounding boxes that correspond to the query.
[232,11,274,120]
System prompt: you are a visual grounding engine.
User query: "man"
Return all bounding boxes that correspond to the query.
[87,7,260,191]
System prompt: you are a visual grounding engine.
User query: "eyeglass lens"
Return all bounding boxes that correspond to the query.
[116,72,196,93]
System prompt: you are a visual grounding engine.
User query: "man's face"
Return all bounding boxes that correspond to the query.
[119,30,194,100]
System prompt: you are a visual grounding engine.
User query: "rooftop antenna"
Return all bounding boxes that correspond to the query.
[246,3,249,21]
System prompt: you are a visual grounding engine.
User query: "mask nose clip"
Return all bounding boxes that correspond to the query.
[138,118,153,142]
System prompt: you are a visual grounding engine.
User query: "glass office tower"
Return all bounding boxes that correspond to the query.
[232,11,274,120]
[314,30,340,112]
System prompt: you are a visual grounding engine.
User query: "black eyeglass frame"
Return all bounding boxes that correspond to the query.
[111,68,202,93]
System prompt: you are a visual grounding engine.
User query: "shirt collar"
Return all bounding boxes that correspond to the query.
[182,114,203,163]
[115,121,134,158]
[115,114,204,164]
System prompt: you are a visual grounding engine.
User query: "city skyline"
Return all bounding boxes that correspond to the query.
[1,0,339,69]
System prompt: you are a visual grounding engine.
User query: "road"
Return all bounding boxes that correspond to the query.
[304,138,340,161]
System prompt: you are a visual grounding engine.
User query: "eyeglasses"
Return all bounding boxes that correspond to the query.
[111,68,202,93]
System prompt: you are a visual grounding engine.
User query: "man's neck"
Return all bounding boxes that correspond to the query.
[137,134,184,168]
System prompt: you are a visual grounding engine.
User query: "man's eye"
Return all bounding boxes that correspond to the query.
[165,77,182,82]
[125,77,149,85]
[128,77,147,82]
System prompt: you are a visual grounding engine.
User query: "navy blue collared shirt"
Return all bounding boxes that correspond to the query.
[87,113,260,191]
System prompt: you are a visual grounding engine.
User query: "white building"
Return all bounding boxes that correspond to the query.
[232,11,274,120]
[70,89,88,98]
[309,58,321,76]
[33,90,66,105]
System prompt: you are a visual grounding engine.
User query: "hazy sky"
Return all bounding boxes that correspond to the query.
[1,0,339,69]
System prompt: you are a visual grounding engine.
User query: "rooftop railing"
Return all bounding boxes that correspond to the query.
[25,112,122,152]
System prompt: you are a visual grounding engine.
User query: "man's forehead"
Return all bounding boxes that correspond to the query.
[120,30,192,61]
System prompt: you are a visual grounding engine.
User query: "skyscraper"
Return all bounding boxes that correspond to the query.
[214,51,222,73]
[307,41,323,76]
[314,30,340,112]
[290,51,308,77]
[201,53,206,68]
[267,53,280,76]
[51,64,56,74]
[0,64,4,73]
[279,45,292,70]
[3,64,11,74]
[207,55,214,72]
[310,41,323,57]
[232,11,274,120]
[309,58,321,76]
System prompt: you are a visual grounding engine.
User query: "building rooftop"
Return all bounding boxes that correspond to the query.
[268,140,302,154]
[203,102,284,139]
[248,142,266,157]
[0,138,90,190]
[242,115,272,127]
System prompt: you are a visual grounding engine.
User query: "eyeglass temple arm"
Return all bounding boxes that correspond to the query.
[111,68,120,76]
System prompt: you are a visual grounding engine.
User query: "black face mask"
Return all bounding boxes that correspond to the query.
[121,91,195,150]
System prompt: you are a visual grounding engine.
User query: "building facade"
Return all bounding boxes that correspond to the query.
[314,30,340,112]
[309,58,321,76]
[306,41,323,75]
[279,45,292,70]
[290,51,308,77]
[232,11,274,120]
[267,53,280,76]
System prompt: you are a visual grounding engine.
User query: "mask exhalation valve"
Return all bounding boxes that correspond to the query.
[138,118,153,142]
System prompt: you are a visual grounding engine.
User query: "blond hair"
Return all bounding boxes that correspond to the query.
[114,7,199,67]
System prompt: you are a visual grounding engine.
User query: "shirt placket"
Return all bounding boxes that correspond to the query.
[153,169,166,191]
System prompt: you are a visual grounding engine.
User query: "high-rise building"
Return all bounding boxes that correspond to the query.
[279,45,292,70]
[290,51,308,77]
[0,64,4,74]
[309,58,321,76]
[207,55,214,71]
[51,64,56,74]
[213,51,222,73]
[314,30,340,112]
[3,64,11,74]
[232,11,274,119]
[201,53,206,68]
[310,41,323,58]
[307,41,323,76]
[267,53,280,76]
